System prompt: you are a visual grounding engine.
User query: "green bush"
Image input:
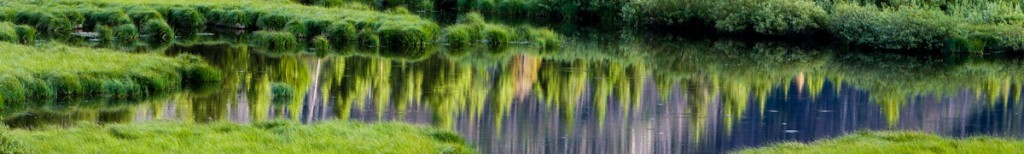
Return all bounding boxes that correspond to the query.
[252,30,299,52]
[141,19,175,42]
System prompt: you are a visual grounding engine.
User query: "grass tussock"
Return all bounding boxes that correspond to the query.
[0,42,220,103]
[442,12,561,49]
[734,131,1024,154]
[253,30,299,52]
[140,19,173,42]
[0,0,563,50]
[0,121,475,154]
[622,0,1024,53]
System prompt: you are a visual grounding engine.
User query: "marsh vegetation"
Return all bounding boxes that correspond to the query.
[3,0,1024,153]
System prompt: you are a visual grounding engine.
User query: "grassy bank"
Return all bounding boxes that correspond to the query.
[0,42,220,103]
[733,131,1024,154]
[0,0,562,50]
[0,120,474,153]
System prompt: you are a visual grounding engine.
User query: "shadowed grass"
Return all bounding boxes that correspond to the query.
[0,42,220,103]
[0,120,475,154]
[733,131,1024,154]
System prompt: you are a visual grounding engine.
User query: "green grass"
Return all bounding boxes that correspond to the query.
[252,30,299,52]
[733,131,1024,154]
[112,24,138,41]
[15,25,35,44]
[441,12,561,49]
[0,42,220,102]
[0,0,562,49]
[0,120,475,154]
[140,19,174,42]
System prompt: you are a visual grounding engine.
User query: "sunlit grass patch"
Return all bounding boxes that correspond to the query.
[0,42,220,103]
[0,121,475,154]
[733,131,1024,154]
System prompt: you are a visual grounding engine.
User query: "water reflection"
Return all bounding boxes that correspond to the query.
[4,36,1024,153]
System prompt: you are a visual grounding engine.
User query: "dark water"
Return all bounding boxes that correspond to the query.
[4,36,1024,153]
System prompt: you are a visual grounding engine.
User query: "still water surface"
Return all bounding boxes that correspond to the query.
[4,36,1024,153]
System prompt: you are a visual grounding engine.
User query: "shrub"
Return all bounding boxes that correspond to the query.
[141,19,175,42]
[326,21,357,44]
[481,25,511,46]
[14,25,35,44]
[252,31,299,52]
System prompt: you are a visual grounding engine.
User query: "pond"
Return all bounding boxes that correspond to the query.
[3,33,1023,153]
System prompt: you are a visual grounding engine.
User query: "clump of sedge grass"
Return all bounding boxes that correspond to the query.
[14,25,34,44]
[326,21,357,45]
[312,35,331,52]
[0,120,474,153]
[163,7,206,30]
[357,28,380,47]
[252,30,298,52]
[113,24,138,42]
[0,42,220,102]
[141,19,174,42]
[95,25,115,42]
[734,131,1024,154]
